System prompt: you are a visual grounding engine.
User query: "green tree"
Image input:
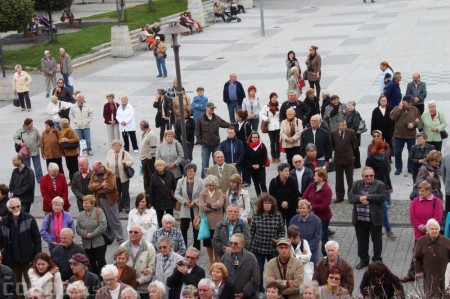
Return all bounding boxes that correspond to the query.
[34,0,72,42]
[0,0,34,76]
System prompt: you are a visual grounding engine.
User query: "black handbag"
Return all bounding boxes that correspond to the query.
[95,208,115,245]
[13,97,20,107]
[58,102,70,120]
[303,70,308,81]
[438,112,448,139]
[122,151,135,178]
[61,141,79,149]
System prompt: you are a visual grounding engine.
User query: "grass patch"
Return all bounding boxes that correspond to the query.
[3,0,187,69]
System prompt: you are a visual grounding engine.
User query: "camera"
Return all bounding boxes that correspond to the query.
[177,260,189,267]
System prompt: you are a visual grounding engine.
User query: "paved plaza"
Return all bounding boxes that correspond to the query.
[2,0,450,296]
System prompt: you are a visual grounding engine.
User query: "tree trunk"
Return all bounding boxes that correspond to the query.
[48,11,56,42]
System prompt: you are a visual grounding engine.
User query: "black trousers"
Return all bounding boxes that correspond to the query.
[335,163,353,200]
[46,157,64,174]
[156,208,174,227]
[355,220,383,263]
[250,168,267,196]
[354,134,361,168]
[65,155,79,181]
[85,245,107,277]
[309,80,321,98]
[428,141,442,152]
[285,146,300,169]
[122,131,138,152]
[116,178,130,212]
[142,158,156,195]
[180,208,200,250]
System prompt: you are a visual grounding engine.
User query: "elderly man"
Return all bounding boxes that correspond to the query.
[9,153,35,213]
[71,157,94,211]
[223,73,246,123]
[289,155,314,197]
[0,198,41,297]
[69,93,94,156]
[405,73,427,115]
[88,161,124,243]
[120,287,140,299]
[166,247,206,298]
[150,36,167,77]
[151,214,186,256]
[349,167,386,270]
[26,287,45,299]
[212,204,251,256]
[41,50,57,97]
[40,162,70,213]
[139,120,157,195]
[197,278,215,299]
[59,48,73,94]
[51,228,86,281]
[67,253,101,299]
[385,71,402,108]
[312,241,354,293]
[221,233,259,299]
[390,95,421,175]
[279,90,311,124]
[96,265,132,299]
[264,238,304,299]
[120,225,156,299]
[0,250,16,299]
[206,151,238,193]
[299,114,332,166]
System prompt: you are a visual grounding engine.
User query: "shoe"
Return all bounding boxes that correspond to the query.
[275,158,281,163]
[156,75,162,77]
[400,275,415,283]
[21,108,26,111]
[394,170,401,175]
[27,109,31,112]
[271,158,276,163]
[386,231,397,240]
[356,262,368,270]
[134,149,139,153]
[333,198,344,204]
[46,94,50,97]
[163,75,167,77]
[328,229,336,236]
[403,172,408,177]
[88,150,94,156]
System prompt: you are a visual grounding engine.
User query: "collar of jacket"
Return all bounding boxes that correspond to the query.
[127,240,148,266]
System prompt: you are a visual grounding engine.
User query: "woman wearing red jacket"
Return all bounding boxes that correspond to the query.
[40,162,70,213]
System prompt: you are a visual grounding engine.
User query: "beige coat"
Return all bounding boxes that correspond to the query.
[280,117,303,148]
[12,71,32,93]
[199,189,225,229]
[105,149,134,182]
[172,95,192,121]
[264,256,304,299]
[150,41,167,58]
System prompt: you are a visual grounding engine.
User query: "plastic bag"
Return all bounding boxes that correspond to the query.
[197,212,210,240]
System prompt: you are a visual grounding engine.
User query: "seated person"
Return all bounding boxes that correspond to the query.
[214,2,227,22]
[186,11,203,32]
[140,24,154,45]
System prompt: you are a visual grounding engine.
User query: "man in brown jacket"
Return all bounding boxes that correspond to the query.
[88,161,124,243]
[149,36,167,77]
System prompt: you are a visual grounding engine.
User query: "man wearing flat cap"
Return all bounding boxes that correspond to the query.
[67,253,101,299]
[41,50,57,97]
[264,238,304,299]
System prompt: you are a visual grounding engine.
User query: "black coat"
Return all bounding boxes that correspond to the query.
[365,155,392,189]
[219,281,236,299]
[371,106,394,141]
[245,143,268,168]
[52,87,75,103]
[153,95,174,128]
[303,96,320,124]
[321,96,331,118]
[149,170,177,210]
[175,117,195,144]
[290,167,314,197]
[0,199,8,218]
[234,121,252,144]
[279,100,311,124]
[346,110,361,133]
[269,175,300,220]
[9,165,35,204]
[360,270,404,299]
[167,264,206,299]
[223,80,246,105]
[0,264,16,299]
[348,179,386,226]
[51,242,87,281]
[299,127,332,161]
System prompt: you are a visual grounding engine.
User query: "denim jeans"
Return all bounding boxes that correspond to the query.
[75,128,92,151]
[24,155,43,182]
[247,118,259,131]
[201,145,219,178]
[268,130,280,159]
[155,57,167,76]
[383,201,391,232]
[227,101,241,123]
[253,252,276,292]
[394,137,415,172]
[62,73,74,94]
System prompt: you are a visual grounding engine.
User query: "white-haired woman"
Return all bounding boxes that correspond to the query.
[40,197,75,252]
[13,64,32,111]
[105,139,134,213]
[47,96,72,130]
[300,280,321,299]
[67,280,89,299]
[96,265,130,299]
[149,280,166,299]
[151,214,186,256]
[26,287,45,299]
[153,237,182,299]
[156,130,184,180]
[116,96,139,152]
[420,101,447,151]
[288,66,301,97]
[414,218,450,298]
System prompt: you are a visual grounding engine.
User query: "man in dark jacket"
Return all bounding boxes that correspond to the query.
[289,155,314,197]
[279,90,311,124]
[299,114,332,165]
[8,154,35,214]
[223,73,246,123]
[71,157,93,212]
[0,250,16,299]
[219,126,245,174]
[348,167,385,270]
[385,72,402,108]
[0,197,41,297]
[405,72,427,114]
[196,102,231,178]
[167,247,205,299]
[51,228,86,281]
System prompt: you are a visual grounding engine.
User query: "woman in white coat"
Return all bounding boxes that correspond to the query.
[259,92,281,163]
[288,225,314,282]
[127,193,158,242]
[225,173,252,224]
[116,96,139,152]
[28,252,64,299]
[46,95,72,130]
[12,64,33,111]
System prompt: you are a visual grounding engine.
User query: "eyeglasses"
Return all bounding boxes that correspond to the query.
[293,161,302,163]
[185,256,197,260]
[129,231,139,235]
[9,205,21,210]
[328,275,341,281]
[229,241,240,246]
[159,245,168,249]
[364,175,374,178]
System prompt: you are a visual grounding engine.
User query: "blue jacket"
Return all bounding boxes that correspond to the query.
[192,95,208,121]
[40,211,75,248]
[385,80,402,107]
[219,137,244,167]
[289,213,322,264]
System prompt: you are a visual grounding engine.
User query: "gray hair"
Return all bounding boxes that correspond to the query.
[300,281,321,299]
[426,218,440,231]
[78,157,89,165]
[186,247,200,256]
[26,287,45,299]
[148,280,166,294]
[417,180,432,190]
[198,278,215,291]
[6,197,20,209]
[428,100,437,106]
[157,235,173,247]
[140,120,150,129]
[52,196,65,207]
[321,90,330,97]
[288,90,298,95]
[361,166,374,176]
[162,214,176,225]
[416,132,428,139]
[324,240,339,250]
[14,64,22,71]
[48,162,59,172]
[231,233,245,246]
[120,287,139,299]
[101,264,119,278]
[204,175,218,187]
[67,281,89,298]
[290,66,298,75]
[347,100,356,107]
[182,285,198,297]
[305,143,317,152]
[111,139,122,147]
[60,227,74,236]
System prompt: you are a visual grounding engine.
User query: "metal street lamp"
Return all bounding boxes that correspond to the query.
[159,22,190,163]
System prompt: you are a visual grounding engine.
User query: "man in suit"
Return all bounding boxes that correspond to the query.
[223,73,246,123]
[348,167,385,270]
[290,155,314,197]
[405,73,427,115]
[299,114,332,167]
[206,151,238,193]
[331,120,356,203]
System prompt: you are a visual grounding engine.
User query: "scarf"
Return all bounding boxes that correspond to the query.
[268,101,279,113]
[248,140,261,151]
[230,188,237,204]
[309,157,319,169]
[53,211,63,243]
[330,103,340,118]
[137,208,147,215]
[374,154,385,162]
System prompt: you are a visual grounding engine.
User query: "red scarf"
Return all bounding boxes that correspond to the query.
[309,157,319,169]
[268,101,279,113]
[53,211,63,243]
[248,140,261,150]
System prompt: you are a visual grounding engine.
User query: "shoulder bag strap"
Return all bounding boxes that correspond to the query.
[122,151,125,160]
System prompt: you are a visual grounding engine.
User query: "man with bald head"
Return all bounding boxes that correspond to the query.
[69,93,94,156]
[51,228,86,281]
[299,114,332,166]
[223,73,246,123]
[289,155,314,197]
[405,72,427,114]
[71,157,93,211]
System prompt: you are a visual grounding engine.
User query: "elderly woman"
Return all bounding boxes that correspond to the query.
[40,119,64,172]
[323,95,347,133]
[96,265,131,299]
[300,281,321,299]
[153,236,183,298]
[416,150,443,199]
[76,195,107,276]
[105,139,134,213]
[286,50,301,81]
[67,281,89,299]
[302,168,332,257]
[28,252,63,299]
[345,100,362,168]
[210,262,235,299]
[175,163,204,250]
[250,193,285,294]
[360,261,404,299]
[113,248,137,289]
[288,66,301,97]
[26,287,45,299]
[59,118,79,181]
[245,132,269,196]
[52,78,75,103]
[280,108,303,168]
[149,159,177,227]
[367,130,391,162]
[317,265,351,299]
[156,130,184,180]
[414,218,450,298]
[12,64,32,111]
[47,95,72,130]
[259,92,281,163]
[127,193,158,242]
[199,175,225,265]
[304,143,320,171]
[116,96,138,152]
[371,96,394,159]
[151,214,186,256]
[242,85,262,131]
[409,132,435,184]
[149,280,166,299]
[103,93,120,147]
[40,197,75,251]
[225,174,251,223]
[182,285,198,299]
[420,101,447,151]
[290,200,322,264]
[305,45,322,97]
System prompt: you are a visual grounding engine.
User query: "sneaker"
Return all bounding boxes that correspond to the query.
[134,149,139,153]
[88,150,94,156]
[386,231,397,240]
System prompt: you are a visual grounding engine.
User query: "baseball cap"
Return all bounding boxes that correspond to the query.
[44,50,50,54]
[276,238,291,247]
[206,102,216,109]
[155,36,160,40]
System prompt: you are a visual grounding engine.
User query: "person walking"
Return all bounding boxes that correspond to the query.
[41,50,57,98]
[150,36,167,77]
[12,64,32,112]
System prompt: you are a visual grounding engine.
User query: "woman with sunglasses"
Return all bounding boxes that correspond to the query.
[319,265,351,299]
[52,78,75,103]
[370,95,394,159]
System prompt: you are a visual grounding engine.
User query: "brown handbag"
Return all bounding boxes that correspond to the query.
[260,111,269,133]
[193,214,201,230]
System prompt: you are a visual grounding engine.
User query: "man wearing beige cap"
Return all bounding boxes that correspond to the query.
[41,50,57,97]
[264,238,304,299]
